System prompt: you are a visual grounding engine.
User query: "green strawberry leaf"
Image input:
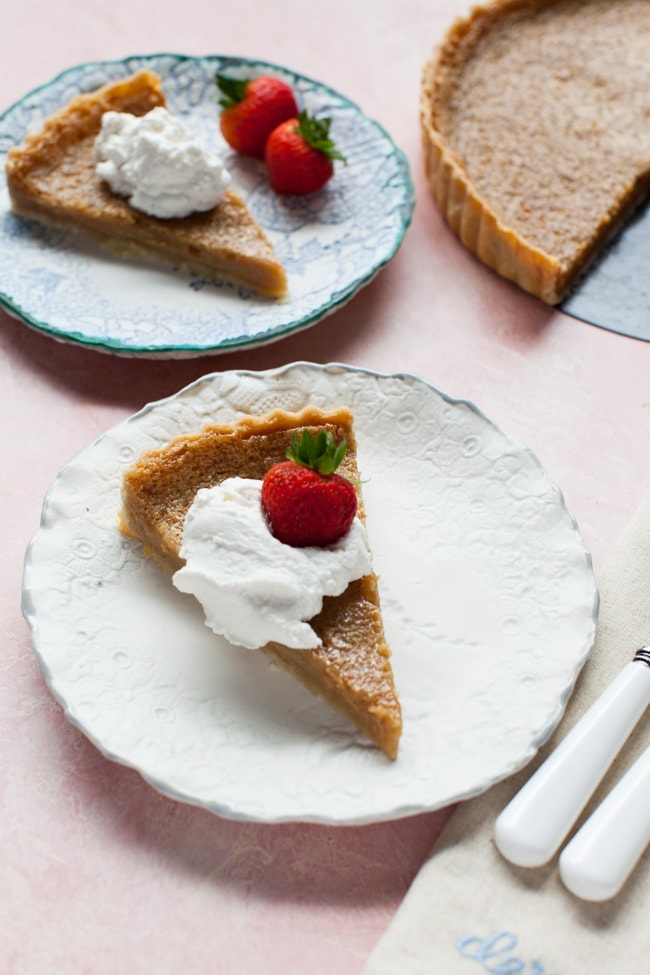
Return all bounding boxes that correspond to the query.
[296,110,347,163]
[286,429,347,475]
[215,73,251,109]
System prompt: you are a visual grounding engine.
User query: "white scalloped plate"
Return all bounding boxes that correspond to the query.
[0,54,413,357]
[22,364,599,824]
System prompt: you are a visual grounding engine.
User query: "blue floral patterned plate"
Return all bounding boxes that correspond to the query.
[0,54,414,357]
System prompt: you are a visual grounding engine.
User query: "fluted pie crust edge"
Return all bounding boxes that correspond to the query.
[420,0,650,305]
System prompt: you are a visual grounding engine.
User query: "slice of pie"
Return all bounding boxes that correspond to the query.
[421,0,650,304]
[120,405,402,759]
[5,69,288,298]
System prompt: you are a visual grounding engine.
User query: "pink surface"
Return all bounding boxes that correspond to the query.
[3,1,650,972]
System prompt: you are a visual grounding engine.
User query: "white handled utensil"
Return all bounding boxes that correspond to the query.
[494,646,650,868]
[559,741,650,901]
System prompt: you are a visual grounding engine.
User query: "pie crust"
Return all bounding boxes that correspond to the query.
[421,0,650,304]
[120,406,402,760]
[5,69,288,298]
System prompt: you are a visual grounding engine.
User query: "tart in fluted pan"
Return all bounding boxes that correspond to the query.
[421,0,650,304]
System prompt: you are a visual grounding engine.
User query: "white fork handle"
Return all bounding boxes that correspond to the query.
[494,656,650,867]
[559,742,650,901]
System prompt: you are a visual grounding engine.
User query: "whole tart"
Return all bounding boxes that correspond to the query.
[421,0,650,304]
[5,69,287,298]
[120,405,402,760]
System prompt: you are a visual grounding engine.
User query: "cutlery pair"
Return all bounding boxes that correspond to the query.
[494,646,650,901]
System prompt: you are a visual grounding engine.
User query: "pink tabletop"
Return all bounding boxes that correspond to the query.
[3,2,650,972]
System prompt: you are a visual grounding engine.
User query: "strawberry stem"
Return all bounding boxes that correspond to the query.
[295,110,347,163]
[216,73,250,108]
[286,429,347,475]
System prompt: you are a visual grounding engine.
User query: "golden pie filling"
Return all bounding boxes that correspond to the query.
[120,406,402,759]
[5,70,287,298]
[421,0,650,303]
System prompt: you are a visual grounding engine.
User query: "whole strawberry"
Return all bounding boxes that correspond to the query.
[264,110,346,195]
[216,73,298,158]
[261,429,357,547]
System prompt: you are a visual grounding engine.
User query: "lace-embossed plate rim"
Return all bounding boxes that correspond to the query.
[0,55,414,357]
[22,364,599,824]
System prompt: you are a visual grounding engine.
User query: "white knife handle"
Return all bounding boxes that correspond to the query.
[559,742,650,901]
[494,652,650,868]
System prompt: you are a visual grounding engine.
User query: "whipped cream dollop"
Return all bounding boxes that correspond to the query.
[94,107,231,219]
[172,477,372,650]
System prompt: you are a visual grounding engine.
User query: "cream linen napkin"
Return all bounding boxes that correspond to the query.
[364,491,650,975]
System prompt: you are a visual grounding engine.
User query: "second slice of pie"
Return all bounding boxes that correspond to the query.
[5,69,288,298]
[120,405,402,759]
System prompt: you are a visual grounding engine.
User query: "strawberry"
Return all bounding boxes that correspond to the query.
[261,429,357,547]
[264,110,346,195]
[216,73,298,158]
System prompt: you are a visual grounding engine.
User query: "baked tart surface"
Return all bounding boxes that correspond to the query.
[5,69,287,298]
[120,405,402,760]
[421,0,650,304]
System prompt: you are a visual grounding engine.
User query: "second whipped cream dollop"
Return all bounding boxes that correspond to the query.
[94,106,231,219]
[173,477,372,650]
